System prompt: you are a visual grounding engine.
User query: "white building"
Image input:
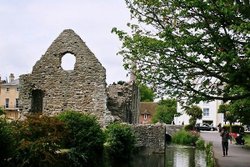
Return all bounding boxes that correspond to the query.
[174,100,224,127]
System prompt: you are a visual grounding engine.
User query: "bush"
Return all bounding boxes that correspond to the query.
[104,123,136,161]
[0,118,16,166]
[58,111,105,167]
[205,142,215,167]
[223,124,244,133]
[184,124,194,131]
[12,115,68,167]
[195,139,205,149]
[172,129,199,146]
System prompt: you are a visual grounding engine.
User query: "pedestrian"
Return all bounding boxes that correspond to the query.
[220,127,230,156]
[218,123,222,132]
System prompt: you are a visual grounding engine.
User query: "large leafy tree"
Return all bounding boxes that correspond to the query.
[219,99,250,125]
[185,105,202,126]
[112,0,250,104]
[152,98,179,124]
[139,84,155,101]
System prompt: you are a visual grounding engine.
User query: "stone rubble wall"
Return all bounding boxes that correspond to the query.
[165,125,183,136]
[19,29,107,124]
[107,82,139,124]
[132,124,166,153]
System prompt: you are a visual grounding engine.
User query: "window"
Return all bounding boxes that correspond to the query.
[203,108,209,116]
[17,87,19,91]
[15,98,19,108]
[61,53,76,71]
[144,114,148,120]
[6,88,9,92]
[5,98,9,108]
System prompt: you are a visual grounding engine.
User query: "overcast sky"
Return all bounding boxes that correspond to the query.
[0,0,131,84]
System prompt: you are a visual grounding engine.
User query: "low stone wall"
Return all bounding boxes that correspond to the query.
[132,124,166,153]
[165,125,183,136]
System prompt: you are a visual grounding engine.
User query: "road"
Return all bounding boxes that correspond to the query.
[200,131,250,167]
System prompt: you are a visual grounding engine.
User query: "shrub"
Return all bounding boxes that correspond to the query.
[223,124,244,133]
[58,111,105,167]
[0,118,16,166]
[184,124,194,131]
[105,122,136,161]
[195,139,205,149]
[12,115,68,167]
[205,142,215,167]
[172,129,199,146]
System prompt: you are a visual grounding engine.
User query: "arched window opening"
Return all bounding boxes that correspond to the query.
[61,53,76,71]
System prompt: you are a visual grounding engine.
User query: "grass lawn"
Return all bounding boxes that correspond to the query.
[244,133,250,148]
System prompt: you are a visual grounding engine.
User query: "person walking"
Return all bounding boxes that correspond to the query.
[220,127,230,156]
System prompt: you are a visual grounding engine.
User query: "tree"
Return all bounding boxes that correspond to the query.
[185,105,202,127]
[57,111,105,167]
[219,99,250,125]
[0,107,4,115]
[139,84,155,101]
[105,123,135,161]
[112,0,250,105]
[152,98,179,124]
[0,118,16,166]
[12,115,68,167]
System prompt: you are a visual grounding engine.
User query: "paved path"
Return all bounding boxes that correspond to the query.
[200,131,250,167]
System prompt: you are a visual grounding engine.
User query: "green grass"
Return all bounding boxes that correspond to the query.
[244,133,250,148]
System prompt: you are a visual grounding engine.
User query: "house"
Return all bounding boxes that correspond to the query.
[139,102,158,124]
[0,73,19,120]
[174,100,224,127]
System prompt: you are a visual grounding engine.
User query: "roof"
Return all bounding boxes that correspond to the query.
[1,79,19,86]
[139,102,158,116]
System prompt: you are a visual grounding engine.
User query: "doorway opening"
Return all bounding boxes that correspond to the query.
[31,89,44,113]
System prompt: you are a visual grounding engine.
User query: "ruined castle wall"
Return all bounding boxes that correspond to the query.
[107,82,139,124]
[19,29,107,122]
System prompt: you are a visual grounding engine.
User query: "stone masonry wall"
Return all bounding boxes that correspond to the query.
[107,82,139,124]
[19,29,107,123]
[132,124,166,153]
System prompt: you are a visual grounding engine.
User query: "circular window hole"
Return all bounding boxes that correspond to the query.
[61,53,76,71]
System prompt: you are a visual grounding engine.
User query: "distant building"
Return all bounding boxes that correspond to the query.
[139,102,158,124]
[0,73,19,120]
[174,100,224,126]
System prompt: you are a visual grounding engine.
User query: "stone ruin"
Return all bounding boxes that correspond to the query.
[19,29,139,125]
[19,29,108,123]
[18,29,169,152]
[107,81,139,124]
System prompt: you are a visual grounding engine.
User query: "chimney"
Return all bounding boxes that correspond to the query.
[9,73,15,83]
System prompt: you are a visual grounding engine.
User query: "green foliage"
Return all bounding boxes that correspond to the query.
[0,118,16,165]
[112,0,250,105]
[172,129,199,146]
[0,107,4,115]
[195,139,205,149]
[12,115,68,167]
[139,84,155,102]
[58,111,105,166]
[152,98,178,124]
[104,122,136,161]
[185,105,202,127]
[223,124,244,133]
[205,143,215,167]
[184,124,194,131]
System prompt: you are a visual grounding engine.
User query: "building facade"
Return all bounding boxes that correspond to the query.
[174,100,224,127]
[139,102,158,124]
[0,74,19,120]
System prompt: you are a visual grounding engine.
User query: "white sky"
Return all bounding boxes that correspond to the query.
[0,0,131,84]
